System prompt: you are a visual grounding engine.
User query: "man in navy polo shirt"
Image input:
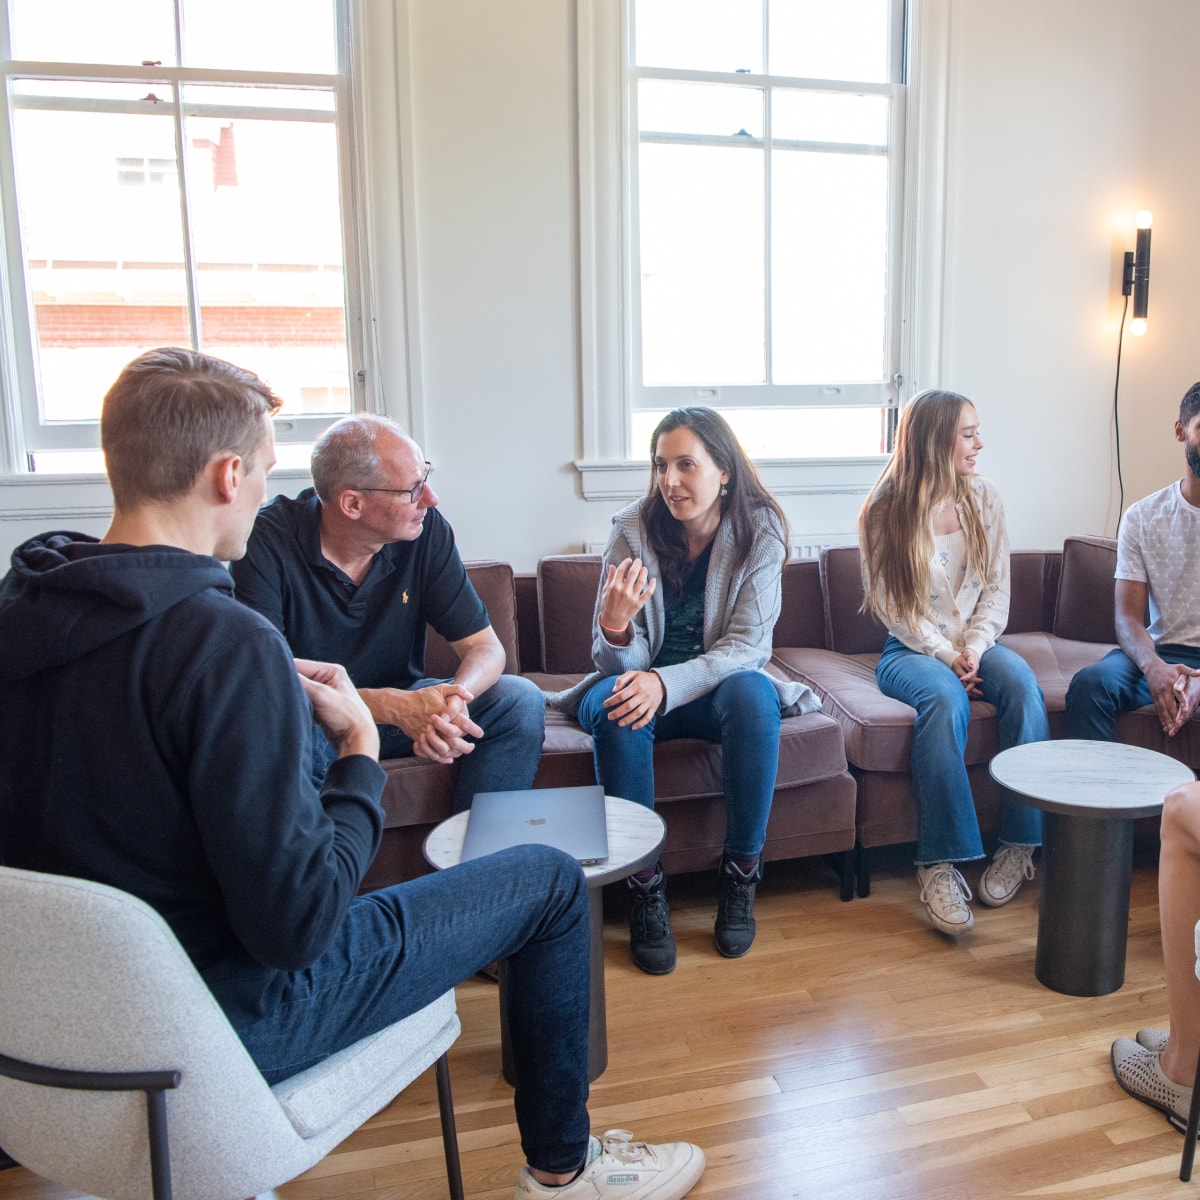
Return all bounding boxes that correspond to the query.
[231,414,545,810]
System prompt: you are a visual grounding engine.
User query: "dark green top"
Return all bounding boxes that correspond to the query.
[653,542,712,668]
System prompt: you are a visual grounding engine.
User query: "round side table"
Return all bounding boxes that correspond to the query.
[423,794,665,1082]
[990,739,1193,995]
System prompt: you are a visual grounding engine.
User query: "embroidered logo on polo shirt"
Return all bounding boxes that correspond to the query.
[402,590,409,603]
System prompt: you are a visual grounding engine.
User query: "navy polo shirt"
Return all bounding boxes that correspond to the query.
[230,489,489,690]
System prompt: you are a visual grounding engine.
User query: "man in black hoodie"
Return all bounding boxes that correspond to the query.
[0,348,704,1200]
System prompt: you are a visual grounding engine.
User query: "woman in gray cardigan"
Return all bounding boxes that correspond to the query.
[557,407,817,975]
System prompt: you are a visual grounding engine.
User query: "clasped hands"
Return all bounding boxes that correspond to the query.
[1147,659,1200,738]
[360,681,484,764]
[597,557,664,729]
[950,650,983,698]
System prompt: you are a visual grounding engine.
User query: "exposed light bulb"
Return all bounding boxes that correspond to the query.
[1136,210,1153,229]
[1130,317,1148,336]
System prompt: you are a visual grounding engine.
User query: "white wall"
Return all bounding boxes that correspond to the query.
[938,0,1200,547]
[2,0,1198,569]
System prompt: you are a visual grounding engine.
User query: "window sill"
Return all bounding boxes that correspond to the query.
[574,455,888,502]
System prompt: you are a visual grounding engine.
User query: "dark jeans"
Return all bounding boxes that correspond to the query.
[576,670,782,859]
[1066,644,1200,740]
[232,844,591,1175]
[314,674,546,812]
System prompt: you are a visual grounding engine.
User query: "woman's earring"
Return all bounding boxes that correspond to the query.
[720,485,728,497]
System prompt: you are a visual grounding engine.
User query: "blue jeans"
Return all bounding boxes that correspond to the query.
[314,675,546,813]
[576,670,782,860]
[1066,644,1200,740]
[225,845,591,1176]
[876,637,1047,865]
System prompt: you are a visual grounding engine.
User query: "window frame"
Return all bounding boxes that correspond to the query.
[575,0,951,501]
[0,0,372,473]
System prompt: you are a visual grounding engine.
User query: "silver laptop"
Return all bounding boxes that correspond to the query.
[461,785,610,865]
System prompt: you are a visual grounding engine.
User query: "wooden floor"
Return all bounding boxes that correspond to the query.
[2,843,1194,1200]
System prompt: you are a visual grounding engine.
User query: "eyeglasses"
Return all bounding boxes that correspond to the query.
[359,461,433,504]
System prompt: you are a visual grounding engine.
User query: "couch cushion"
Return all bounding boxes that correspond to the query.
[819,545,887,655]
[776,558,827,649]
[538,556,602,675]
[1006,550,1062,633]
[772,643,1062,775]
[424,560,520,678]
[526,670,846,794]
[997,630,1114,716]
[1053,535,1119,643]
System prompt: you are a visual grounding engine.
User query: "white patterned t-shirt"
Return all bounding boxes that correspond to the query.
[1116,480,1200,646]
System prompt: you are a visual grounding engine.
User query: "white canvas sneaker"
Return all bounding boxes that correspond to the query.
[514,1129,705,1200]
[917,863,974,935]
[978,843,1036,907]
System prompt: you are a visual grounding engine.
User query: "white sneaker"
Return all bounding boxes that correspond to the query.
[917,863,974,935]
[978,843,1037,907]
[514,1129,705,1199]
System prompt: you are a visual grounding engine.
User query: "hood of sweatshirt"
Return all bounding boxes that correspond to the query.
[0,531,235,684]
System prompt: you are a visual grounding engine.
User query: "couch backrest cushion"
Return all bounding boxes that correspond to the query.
[775,558,827,649]
[1006,550,1062,633]
[820,545,888,655]
[538,555,602,675]
[425,560,520,678]
[1053,535,1119,643]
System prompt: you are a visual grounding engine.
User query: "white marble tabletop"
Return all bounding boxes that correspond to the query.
[989,739,1195,819]
[423,795,666,887]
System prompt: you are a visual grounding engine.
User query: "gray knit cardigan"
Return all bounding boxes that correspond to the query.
[546,500,820,718]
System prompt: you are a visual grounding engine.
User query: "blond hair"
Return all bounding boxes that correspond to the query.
[858,390,989,628]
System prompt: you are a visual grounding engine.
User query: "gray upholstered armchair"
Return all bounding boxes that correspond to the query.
[0,866,464,1200]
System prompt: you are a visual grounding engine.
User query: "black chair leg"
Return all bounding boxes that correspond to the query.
[435,1053,465,1200]
[1181,1042,1200,1181]
[145,1088,173,1200]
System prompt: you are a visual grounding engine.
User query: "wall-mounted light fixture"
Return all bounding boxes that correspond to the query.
[1122,210,1153,336]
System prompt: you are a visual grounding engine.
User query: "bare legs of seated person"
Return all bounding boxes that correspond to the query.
[1110,781,1200,1130]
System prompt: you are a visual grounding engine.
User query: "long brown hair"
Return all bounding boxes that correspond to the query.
[641,407,788,591]
[858,390,989,627]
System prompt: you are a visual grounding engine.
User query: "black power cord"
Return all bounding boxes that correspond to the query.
[1113,291,1130,526]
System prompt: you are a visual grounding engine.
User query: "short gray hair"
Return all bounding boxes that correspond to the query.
[310,414,406,503]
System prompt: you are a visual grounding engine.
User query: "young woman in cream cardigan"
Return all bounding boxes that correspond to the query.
[858,390,1049,936]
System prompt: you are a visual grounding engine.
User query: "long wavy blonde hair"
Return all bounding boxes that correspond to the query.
[858,390,989,628]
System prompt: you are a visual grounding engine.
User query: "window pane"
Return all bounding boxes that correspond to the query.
[772,89,888,146]
[182,86,351,418]
[635,0,762,74]
[180,0,338,74]
[10,87,190,422]
[768,0,892,83]
[639,80,762,139]
[633,405,887,458]
[639,143,764,386]
[10,0,176,66]
[771,150,888,383]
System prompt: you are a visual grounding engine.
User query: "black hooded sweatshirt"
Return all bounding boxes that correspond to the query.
[0,532,385,1027]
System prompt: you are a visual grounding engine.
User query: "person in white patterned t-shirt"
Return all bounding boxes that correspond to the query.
[1066,381,1200,741]
[859,391,1050,938]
